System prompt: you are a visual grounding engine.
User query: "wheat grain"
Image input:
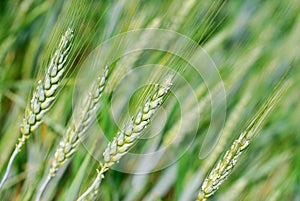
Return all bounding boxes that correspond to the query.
[77,77,173,201]
[197,80,291,201]
[35,67,108,201]
[0,28,74,190]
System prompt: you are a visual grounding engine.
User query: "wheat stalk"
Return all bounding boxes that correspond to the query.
[35,67,108,201]
[77,77,173,201]
[197,80,291,201]
[0,28,74,190]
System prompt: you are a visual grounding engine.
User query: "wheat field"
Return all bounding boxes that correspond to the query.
[0,0,299,201]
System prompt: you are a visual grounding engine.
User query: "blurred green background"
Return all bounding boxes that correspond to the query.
[0,0,299,200]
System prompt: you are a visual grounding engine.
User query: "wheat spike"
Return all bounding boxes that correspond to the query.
[77,78,173,201]
[197,80,291,201]
[35,67,108,201]
[0,28,74,190]
[50,67,108,177]
[201,93,251,177]
[18,28,74,151]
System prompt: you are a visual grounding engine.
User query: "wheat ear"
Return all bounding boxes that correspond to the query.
[35,67,108,201]
[0,28,74,190]
[197,80,291,201]
[77,78,173,201]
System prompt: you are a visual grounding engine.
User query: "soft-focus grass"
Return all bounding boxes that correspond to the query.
[0,0,299,201]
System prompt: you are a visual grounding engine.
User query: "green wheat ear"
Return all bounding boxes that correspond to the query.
[77,77,173,201]
[50,67,108,177]
[18,28,74,150]
[35,67,109,201]
[197,79,291,201]
[0,28,74,190]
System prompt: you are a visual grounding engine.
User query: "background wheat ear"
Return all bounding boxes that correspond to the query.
[197,79,292,201]
[0,28,74,190]
[35,66,109,201]
[76,77,173,201]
